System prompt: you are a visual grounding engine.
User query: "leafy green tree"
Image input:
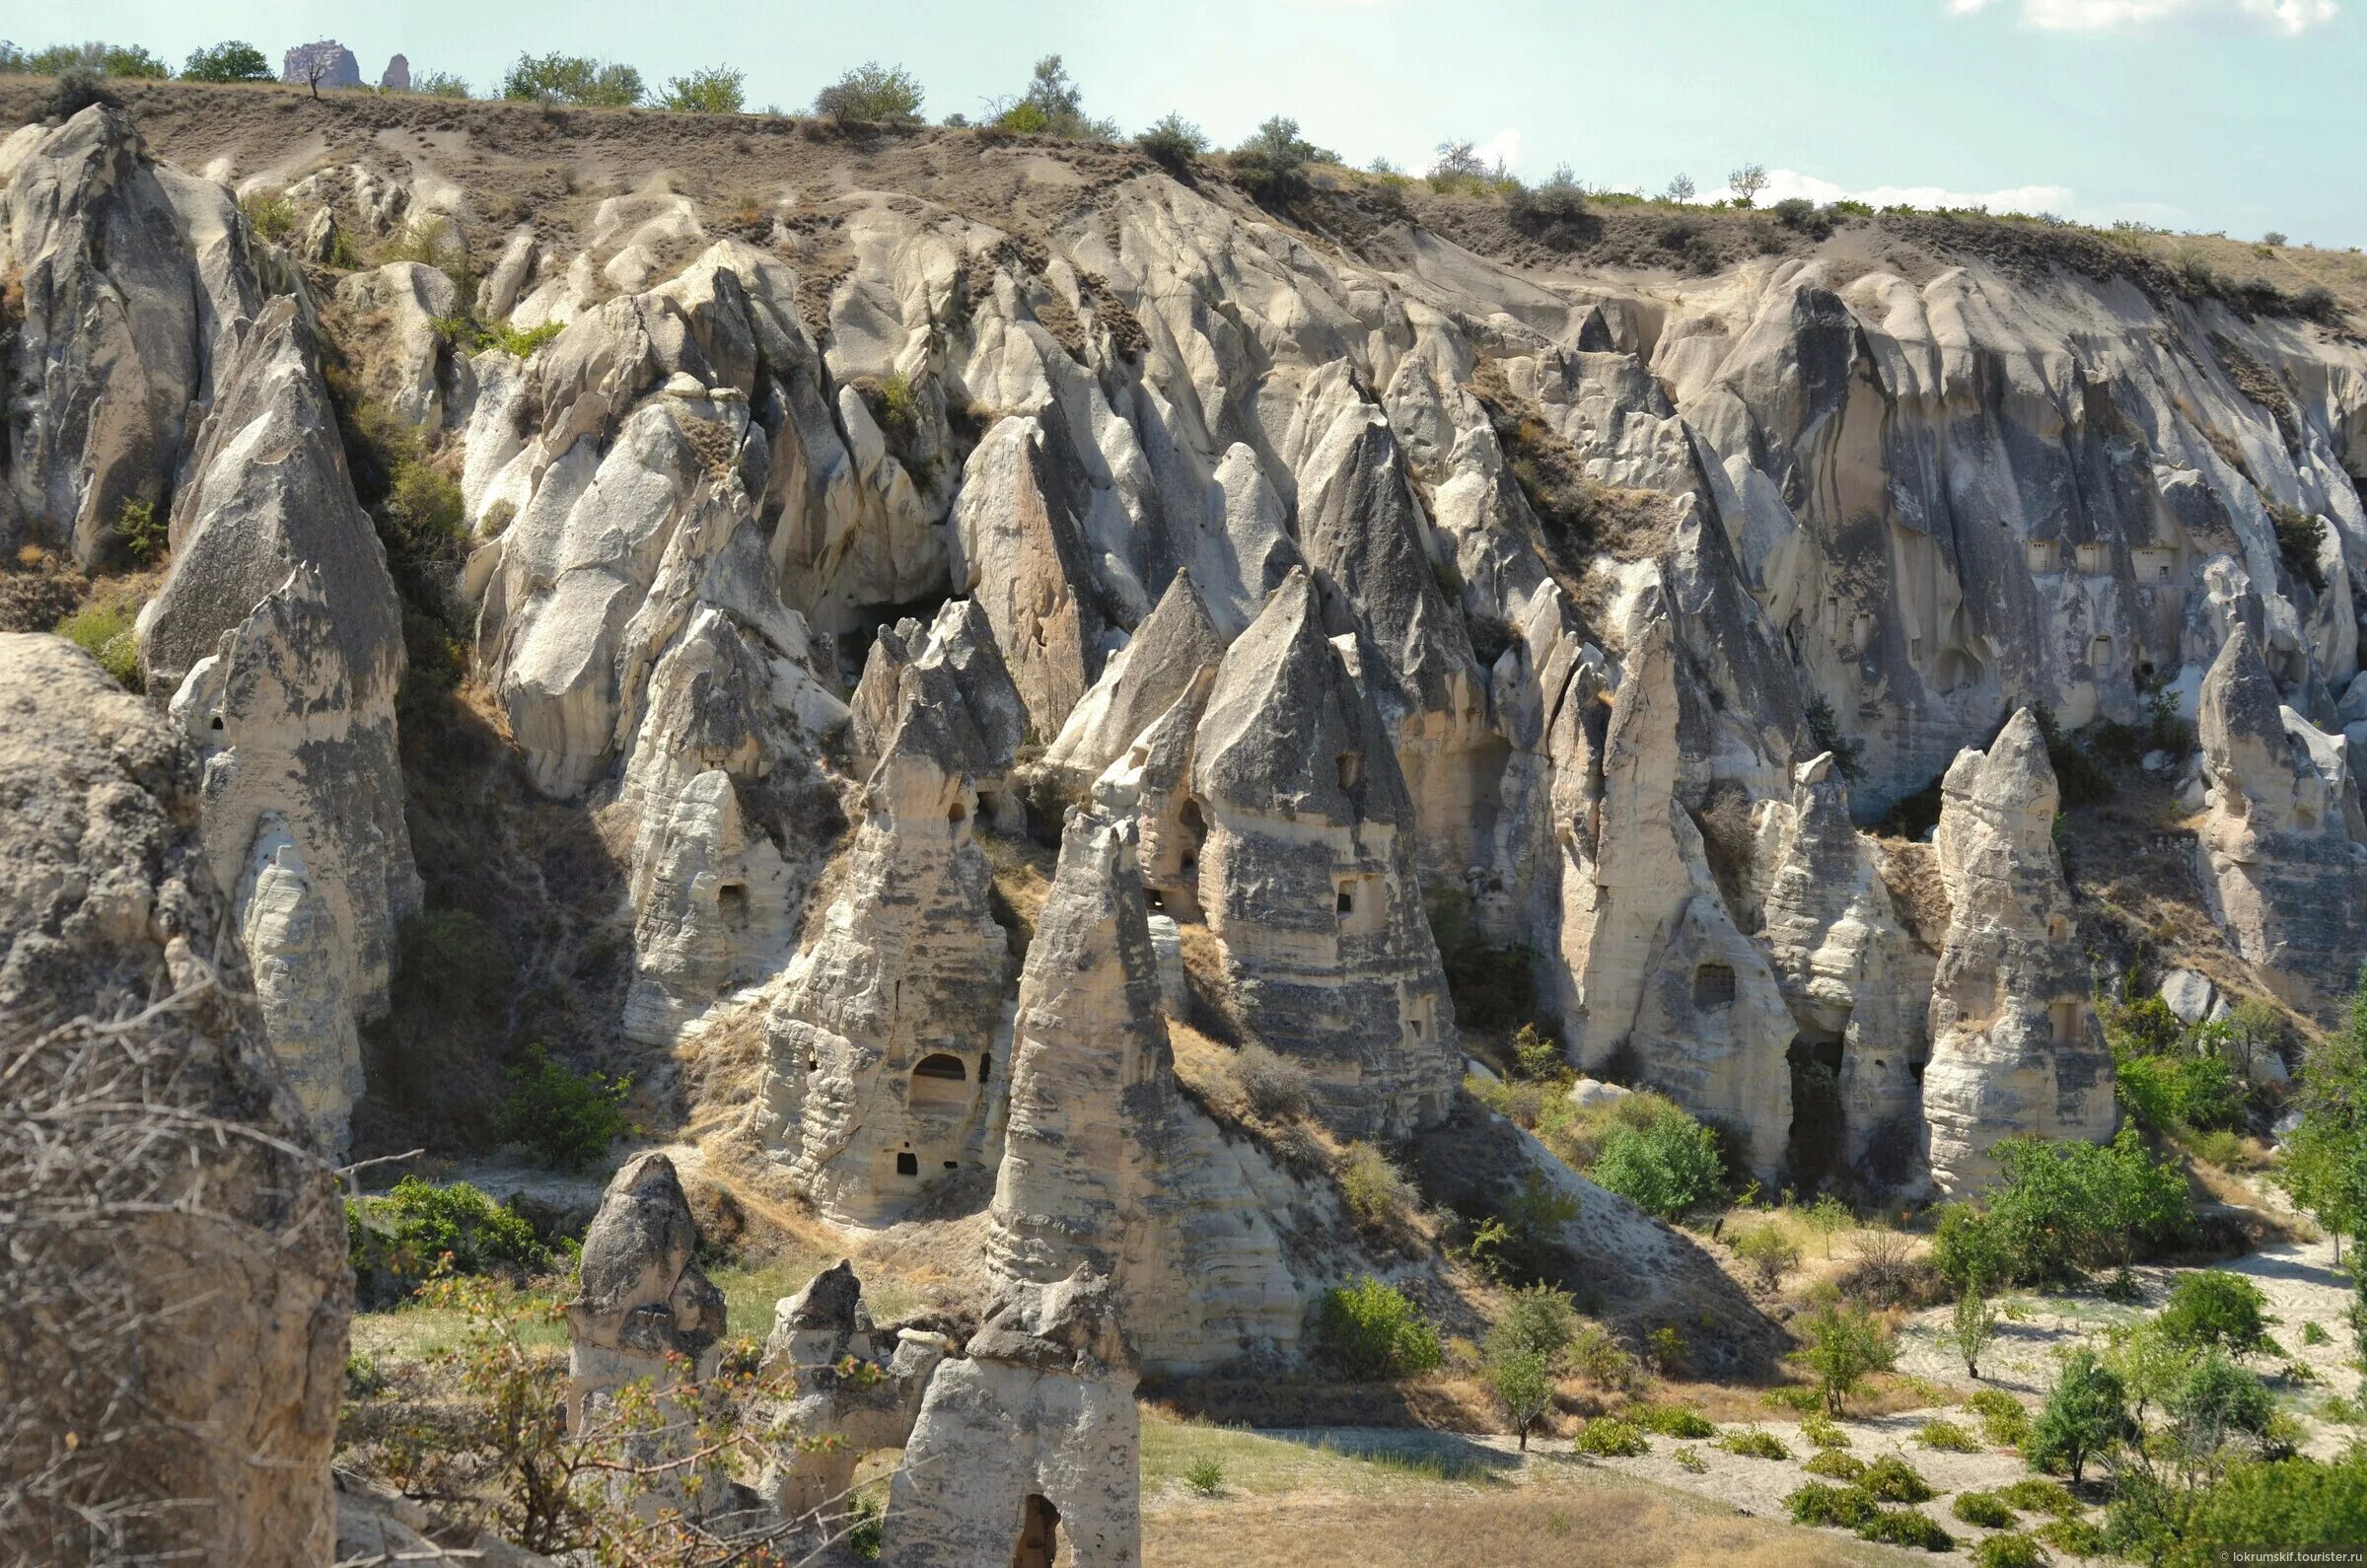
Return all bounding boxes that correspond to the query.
[2156,1270,2271,1357]
[657,65,742,113]
[1316,1275,1442,1378]
[1951,1288,2001,1380]
[1227,114,1338,202]
[1491,1283,1577,1361]
[1803,1193,1852,1259]
[813,61,924,123]
[181,40,271,82]
[1485,1348,1554,1451]
[1798,1301,1897,1416]
[413,71,470,99]
[497,1045,632,1170]
[2103,1319,2196,1427]
[1586,1101,1726,1220]
[991,54,1115,140]
[99,44,170,78]
[2168,1349,2277,1470]
[501,52,643,107]
[2028,1348,2133,1484]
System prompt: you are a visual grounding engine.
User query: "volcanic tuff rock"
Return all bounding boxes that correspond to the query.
[755,1260,945,1520]
[1042,567,1228,788]
[566,1152,727,1428]
[2195,625,2367,1009]
[142,295,420,1150]
[1188,569,1462,1137]
[0,106,256,566]
[1920,709,2117,1194]
[883,1269,1142,1568]
[987,805,1302,1372]
[0,634,346,1566]
[759,663,1013,1226]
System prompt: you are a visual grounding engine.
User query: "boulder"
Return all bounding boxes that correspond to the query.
[2159,968,2220,1026]
[0,634,347,1566]
[754,1261,945,1521]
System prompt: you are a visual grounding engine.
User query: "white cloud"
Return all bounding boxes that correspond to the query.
[1474,127,1523,173]
[1742,168,2079,217]
[1946,0,2336,32]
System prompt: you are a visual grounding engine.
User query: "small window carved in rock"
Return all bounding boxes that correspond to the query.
[948,799,967,823]
[912,1053,968,1081]
[1692,962,1738,1009]
[1336,888,1354,915]
[717,882,750,931]
[1336,751,1361,789]
[895,1151,919,1176]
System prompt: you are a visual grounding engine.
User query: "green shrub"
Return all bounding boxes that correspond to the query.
[2146,1453,2367,1566]
[1316,1275,1442,1379]
[1630,1403,1715,1438]
[111,497,168,563]
[2269,502,2329,594]
[238,188,298,242]
[1786,1482,1881,1528]
[182,40,273,81]
[1227,115,1335,202]
[1970,1389,2034,1448]
[1997,1478,2082,1518]
[658,65,743,113]
[1804,1450,1867,1480]
[1859,1508,1954,1550]
[1586,1101,1726,1219]
[485,319,566,358]
[1716,1427,1790,1460]
[345,1176,553,1306]
[813,61,924,123]
[1731,1220,1802,1289]
[1564,1320,1641,1389]
[501,52,643,107]
[1184,1457,1224,1497]
[1674,1445,1706,1473]
[2302,1319,2331,1347]
[56,601,141,691]
[1798,1301,1897,1416]
[1338,1140,1416,1227]
[1954,1490,2018,1528]
[1467,1170,1581,1285]
[2028,1348,2133,1485]
[413,72,470,100]
[345,1351,387,1396]
[1136,113,1207,171]
[2157,1270,2271,1355]
[1232,1043,1312,1119]
[1972,1534,2049,1568]
[2033,1515,2106,1558]
[2116,1051,2242,1135]
[1861,1455,1935,1504]
[1939,1129,2192,1289]
[1800,1412,1851,1450]
[1510,1022,1565,1083]
[496,1044,632,1170]
[988,55,1116,141]
[1804,693,1867,783]
[1573,1416,1648,1457]
[1916,1418,1982,1453]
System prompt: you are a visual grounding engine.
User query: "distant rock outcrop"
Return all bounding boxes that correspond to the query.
[0,633,346,1566]
[282,40,362,89]
[380,53,411,94]
[142,296,419,1151]
[2194,625,2367,1012]
[1188,570,1461,1138]
[1920,710,2116,1194]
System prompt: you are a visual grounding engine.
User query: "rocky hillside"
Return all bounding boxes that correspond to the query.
[5,70,2367,1554]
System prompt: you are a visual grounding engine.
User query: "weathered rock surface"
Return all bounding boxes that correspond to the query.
[760,669,1012,1225]
[1188,570,1461,1137]
[1921,710,2117,1194]
[566,1153,726,1436]
[0,633,347,1566]
[755,1261,944,1520]
[0,106,255,565]
[141,296,419,1149]
[883,1270,1140,1567]
[1042,567,1226,789]
[986,805,1301,1372]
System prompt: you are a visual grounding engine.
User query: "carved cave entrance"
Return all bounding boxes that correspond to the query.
[1011,1493,1061,1567]
[1786,1025,1845,1195]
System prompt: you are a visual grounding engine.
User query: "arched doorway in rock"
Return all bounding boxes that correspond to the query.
[1786,1025,1845,1195]
[1011,1493,1061,1567]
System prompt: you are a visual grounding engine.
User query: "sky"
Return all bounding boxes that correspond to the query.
[24,0,2365,247]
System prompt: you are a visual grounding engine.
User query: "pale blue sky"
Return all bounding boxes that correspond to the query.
[26,0,2365,246]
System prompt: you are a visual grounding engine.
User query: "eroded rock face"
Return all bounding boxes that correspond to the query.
[755,1260,945,1521]
[759,670,1012,1226]
[566,1153,726,1425]
[141,296,419,1151]
[2194,626,2367,1012]
[1921,710,2117,1194]
[883,1270,1140,1568]
[0,633,346,1567]
[986,805,1300,1372]
[0,106,255,565]
[1042,568,1226,790]
[1188,570,1460,1137]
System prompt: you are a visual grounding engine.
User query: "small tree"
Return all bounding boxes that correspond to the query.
[1664,173,1697,202]
[1228,115,1336,203]
[1135,112,1206,172]
[181,40,271,82]
[2028,1348,2132,1485]
[1799,1301,1897,1416]
[990,54,1115,140]
[2157,1271,2271,1357]
[813,61,924,124]
[658,65,743,114]
[1951,1289,2001,1380]
[502,52,643,107]
[1803,1193,1851,1259]
[1728,163,1769,207]
[1486,1348,1554,1451]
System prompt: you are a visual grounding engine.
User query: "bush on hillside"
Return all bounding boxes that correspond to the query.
[496,1045,632,1171]
[814,61,924,123]
[1933,1128,2191,1289]
[657,65,743,114]
[1232,1043,1312,1119]
[1586,1099,1725,1219]
[182,41,271,82]
[1228,115,1336,203]
[2157,1270,2272,1356]
[1136,112,1207,171]
[1316,1274,1442,1379]
[501,52,643,107]
[346,1177,555,1307]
